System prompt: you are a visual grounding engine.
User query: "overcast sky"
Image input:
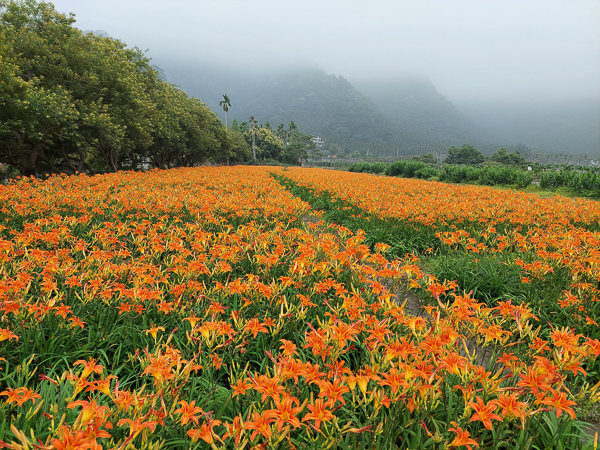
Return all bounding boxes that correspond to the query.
[50,0,600,102]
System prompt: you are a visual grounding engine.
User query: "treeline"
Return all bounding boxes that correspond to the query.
[229,119,316,165]
[0,0,236,176]
[0,1,315,177]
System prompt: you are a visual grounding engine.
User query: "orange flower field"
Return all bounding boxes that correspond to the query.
[0,166,599,449]
[275,167,600,332]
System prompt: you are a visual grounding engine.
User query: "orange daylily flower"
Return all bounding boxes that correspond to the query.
[245,411,276,441]
[517,368,551,396]
[174,400,204,426]
[244,318,269,338]
[251,374,286,401]
[145,325,165,341]
[448,425,479,450]
[279,339,298,357]
[541,389,577,420]
[303,399,334,431]
[0,328,19,342]
[117,418,158,439]
[51,426,98,450]
[379,368,410,394]
[231,378,253,397]
[318,378,350,405]
[271,395,304,430]
[0,387,42,407]
[67,400,111,427]
[467,396,502,430]
[492,393,527,422]
[73,358,103,380]
[223,415,245,446]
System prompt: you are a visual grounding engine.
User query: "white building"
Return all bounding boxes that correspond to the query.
[311,136,325,148]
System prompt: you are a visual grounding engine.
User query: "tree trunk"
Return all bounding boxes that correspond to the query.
[20,143,41,177]
[61,143,78,173]
[76,155,86,173]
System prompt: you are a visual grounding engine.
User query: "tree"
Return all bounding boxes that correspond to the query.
[0,0,83,175]
[491,148,527,165]
[242,127,283,161]
[249,115,257,161]
[0,0,232,175]
[219,94,231,129]
[238,119,314,164]
[237,121,250,133]
[275,123,286,144]
[413,153,437,164]
[282,121,314,165]
[446,144,485,165]
[226,129,252,163]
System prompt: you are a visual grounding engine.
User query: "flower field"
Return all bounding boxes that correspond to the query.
[275,168,600,336]
[1,166,599,449]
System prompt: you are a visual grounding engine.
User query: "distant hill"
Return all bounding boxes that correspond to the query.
[167,67,392,153]
[82,29,111,37]
[353,76,491,151]
[159,63,599,157]
[456,99,600,157]
[164,65,488,155]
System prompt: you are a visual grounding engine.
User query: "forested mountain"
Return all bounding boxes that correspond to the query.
[164,65,486,155]
[159,62,600,158]
[166,67,390,153]
[354,77,490,151]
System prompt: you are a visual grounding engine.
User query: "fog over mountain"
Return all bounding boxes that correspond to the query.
[49,0,600,156]
[456,99,600,156]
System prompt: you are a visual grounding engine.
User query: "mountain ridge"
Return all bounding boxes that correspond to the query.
[157,62,599,157]
[164,64,484,154]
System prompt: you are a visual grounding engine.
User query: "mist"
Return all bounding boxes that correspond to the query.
[48,0,600,155]
[48,0,600,101]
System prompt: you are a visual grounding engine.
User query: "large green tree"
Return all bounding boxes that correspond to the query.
[225,129,252,164]
[0,0,230,175]
[249,115,257,161]
[281,121,315,165]
[491,148,527,165]
[446,144,485,165]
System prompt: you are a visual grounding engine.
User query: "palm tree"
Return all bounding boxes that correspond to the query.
[249,115,257,161]
[219,94,231,129]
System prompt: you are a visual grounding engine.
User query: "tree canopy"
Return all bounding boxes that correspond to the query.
[0,0,232,175]
[446,144,485,165]
[239,121,315,164]
[491,148,527,165]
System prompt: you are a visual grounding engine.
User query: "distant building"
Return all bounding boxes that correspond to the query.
[311,136,325,148]
[139,157,152,171]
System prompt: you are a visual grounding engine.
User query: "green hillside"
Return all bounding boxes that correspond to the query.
[354,76,489,150]
[166,66,487,155]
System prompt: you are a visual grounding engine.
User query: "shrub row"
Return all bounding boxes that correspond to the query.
[438,165,535,188]
[349,161,535,188]
[540,169,600,196]
[348,160,600,197]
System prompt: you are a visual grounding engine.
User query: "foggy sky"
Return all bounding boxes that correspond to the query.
[49,0,600,103]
